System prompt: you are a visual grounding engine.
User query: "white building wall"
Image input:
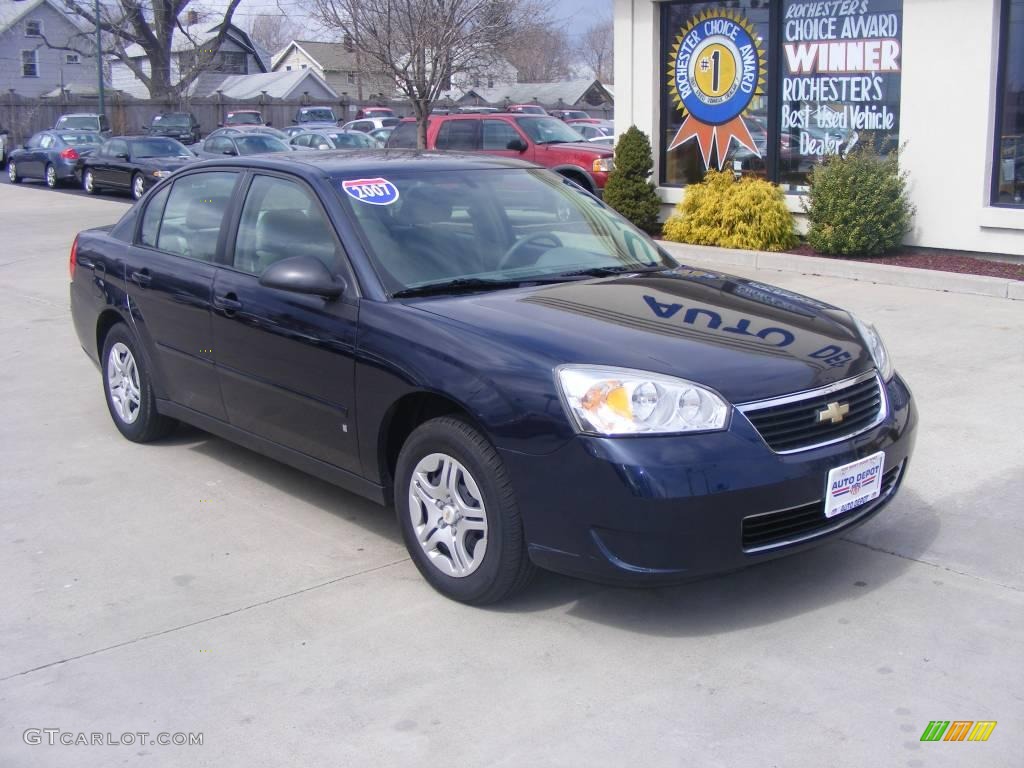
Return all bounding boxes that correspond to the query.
[614,0,1024,256]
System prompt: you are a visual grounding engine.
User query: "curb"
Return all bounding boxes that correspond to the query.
[659,242,1023,301]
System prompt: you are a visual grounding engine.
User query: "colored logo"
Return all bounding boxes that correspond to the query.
[341,177,399,206]
[920,721,997,742]
[667,10,766,169]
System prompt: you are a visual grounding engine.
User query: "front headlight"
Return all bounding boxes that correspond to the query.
[556,365,729,436]
[151,169,171,178]
[852,315,895,381]
[592,157,614,173]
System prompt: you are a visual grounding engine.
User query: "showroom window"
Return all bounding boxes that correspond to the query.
[993,0,1024,205]
[659,0,903,192]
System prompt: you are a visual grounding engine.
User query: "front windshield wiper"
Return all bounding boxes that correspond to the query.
[391,277,531,298]
[556,265,667,278]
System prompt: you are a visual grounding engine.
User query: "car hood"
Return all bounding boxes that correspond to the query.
[537,141,613,157]
[133,156,197,170]
[406,268,874,403]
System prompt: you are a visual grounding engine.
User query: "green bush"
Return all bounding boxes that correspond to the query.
[803,142,915,256]
[603,126,662,233]
[662,170,797,252]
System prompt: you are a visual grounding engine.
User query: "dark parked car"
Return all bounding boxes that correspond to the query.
[148,112,201,145]
[7,130,103,188]
[54,113,111,137]
[82,137,197,200]
[290,129,380,150]
[222,110,265,127]
[387,113,614,195]
[69,151,916,604]
[195,132,293,158]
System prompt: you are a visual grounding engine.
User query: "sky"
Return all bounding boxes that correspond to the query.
[229,0,611,44]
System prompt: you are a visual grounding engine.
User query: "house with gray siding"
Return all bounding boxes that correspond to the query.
[0,0,98,98]
[109,19,270,99]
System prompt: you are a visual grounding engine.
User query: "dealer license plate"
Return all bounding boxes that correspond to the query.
[824,451,885,519]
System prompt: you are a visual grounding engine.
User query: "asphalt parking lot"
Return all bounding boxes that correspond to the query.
[0,180,1021,768]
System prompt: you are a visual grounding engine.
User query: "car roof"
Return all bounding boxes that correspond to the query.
[58,113,101,119]
[189,149,542,176]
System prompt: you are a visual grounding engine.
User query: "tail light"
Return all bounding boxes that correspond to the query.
[60,147,80,160]
[69,235,78,281]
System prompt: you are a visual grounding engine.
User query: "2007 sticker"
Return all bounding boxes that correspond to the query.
[342,177,399,205]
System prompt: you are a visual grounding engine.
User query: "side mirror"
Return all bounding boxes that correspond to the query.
[23,143,30,150]
[221,147,237,156]
[115,152,129,160]
[259,255,344,298]
[265,121,273,127]
[506,138,528,152]
[217,122,223,128]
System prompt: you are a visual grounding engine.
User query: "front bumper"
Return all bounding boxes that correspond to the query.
[499,374,917,585]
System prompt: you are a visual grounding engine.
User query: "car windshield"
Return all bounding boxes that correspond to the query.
[514,117,585,144]
[58,116,98,130]
[337,169,675,296]
[300,108,336,122]
[234,135,290,154]
[154,114,189,126]
[226,113,261,125]
[328,132,376,148]
[59,133,102,145]
[130,138,191,158]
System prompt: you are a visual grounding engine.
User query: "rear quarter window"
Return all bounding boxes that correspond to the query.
[387,122,419,149]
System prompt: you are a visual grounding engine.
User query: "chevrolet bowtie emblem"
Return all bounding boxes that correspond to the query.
[818,401,850,424]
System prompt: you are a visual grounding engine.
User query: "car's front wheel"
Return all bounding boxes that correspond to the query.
[45,163,58,189]
[395,416,534,604]
[83,169,99,194]
[101,324,175,442]
[131,173,145,200]
[8,161,21,184]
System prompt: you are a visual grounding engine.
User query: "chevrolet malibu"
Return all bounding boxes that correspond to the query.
[69,152,917,604]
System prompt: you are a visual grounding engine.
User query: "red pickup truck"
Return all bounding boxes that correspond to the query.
[386,113,615,195]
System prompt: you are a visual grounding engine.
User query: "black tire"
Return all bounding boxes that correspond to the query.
[83,168,99,194]
[131,172,145,200]
[395,416,534,604]
[101,323,175,442]
[45,163,58,189]
[8,160,22,184]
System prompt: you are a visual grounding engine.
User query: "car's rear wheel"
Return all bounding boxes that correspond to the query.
[45,163,58,189]
[101,324,175,442]
[395,416,534,604]
[8,161,21,184]
[131,173,145,200]
[83,169,99,194]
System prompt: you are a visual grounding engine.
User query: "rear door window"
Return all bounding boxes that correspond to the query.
[156,172,239,262]
[436,120,479,151]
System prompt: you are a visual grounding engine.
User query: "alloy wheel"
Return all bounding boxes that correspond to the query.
[84,170,93,193]
[107,342,141,424]
[132,174,145,200]
[408,452,488,577]
[8,163,16,182]
[46,165,56,188]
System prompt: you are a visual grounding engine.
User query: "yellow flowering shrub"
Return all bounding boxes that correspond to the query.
[662,170,797,252]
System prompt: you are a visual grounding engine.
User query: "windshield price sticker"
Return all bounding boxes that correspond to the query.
[824,450,885,518]
[342,177,399,205]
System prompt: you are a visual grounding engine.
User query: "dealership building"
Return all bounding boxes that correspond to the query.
[613,0,1024,256]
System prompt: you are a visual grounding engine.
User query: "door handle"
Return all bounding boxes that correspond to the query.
[213,292,242,314]
[130,269,151,287]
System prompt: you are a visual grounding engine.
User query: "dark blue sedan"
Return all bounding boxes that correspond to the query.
[68,151,917,604]
[8,130,103,188]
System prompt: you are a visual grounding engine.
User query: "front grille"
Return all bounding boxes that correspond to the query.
[739,373,884,453]
[741,462,903,552]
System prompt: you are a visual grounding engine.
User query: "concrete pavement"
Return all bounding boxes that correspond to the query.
[0,181,1021,767]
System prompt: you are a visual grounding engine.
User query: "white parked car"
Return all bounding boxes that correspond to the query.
[341,117,401,133]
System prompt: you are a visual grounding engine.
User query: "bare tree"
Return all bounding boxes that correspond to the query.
[246,13,303,59]
[45,1,244,100]
[311,0,538,148]
[578,16,613,83]
[501,22,573,83]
